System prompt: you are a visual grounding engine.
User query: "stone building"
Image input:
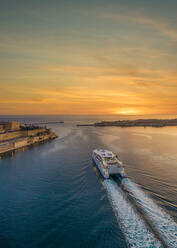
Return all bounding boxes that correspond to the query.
[0,121,20,131]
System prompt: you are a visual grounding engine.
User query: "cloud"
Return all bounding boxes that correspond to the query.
[96,9,177,41]
[1,59,177,115]
[1,82,177,115]
[44,65,177,88]
[134,16,177,40]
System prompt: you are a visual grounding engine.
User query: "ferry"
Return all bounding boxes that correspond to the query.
[92,149,126,179]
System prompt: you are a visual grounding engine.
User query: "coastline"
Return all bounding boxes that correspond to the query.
[0,135,57,158]
[77,118,177,128]
[0,122,57,158]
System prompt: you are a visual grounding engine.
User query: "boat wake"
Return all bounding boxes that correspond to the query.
[103,179,162,248]
[122,178,177,248]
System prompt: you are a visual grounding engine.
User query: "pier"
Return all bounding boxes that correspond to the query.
[31,121,64,125]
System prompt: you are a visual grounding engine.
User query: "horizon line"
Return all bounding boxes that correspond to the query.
[0,113,177,116]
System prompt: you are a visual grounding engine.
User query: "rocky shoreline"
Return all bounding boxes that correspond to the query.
[77,118,177,128]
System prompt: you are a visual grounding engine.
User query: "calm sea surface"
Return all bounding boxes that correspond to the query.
[0,115,177,248]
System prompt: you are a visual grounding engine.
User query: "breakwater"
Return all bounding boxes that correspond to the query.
[31,121,64,125]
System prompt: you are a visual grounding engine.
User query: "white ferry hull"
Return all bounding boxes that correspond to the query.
[92,149,126,179]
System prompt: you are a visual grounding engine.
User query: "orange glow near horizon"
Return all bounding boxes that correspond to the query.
[115,110,140,115]
[0,2,177,115]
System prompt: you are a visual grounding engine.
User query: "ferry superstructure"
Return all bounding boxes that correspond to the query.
[92,149,126,179]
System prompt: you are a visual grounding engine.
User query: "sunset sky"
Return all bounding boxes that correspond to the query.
[1,0,177,115]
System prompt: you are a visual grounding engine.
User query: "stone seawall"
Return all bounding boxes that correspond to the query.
[0,132,57,157]
[0,128,46,142]
[0,131,25,142]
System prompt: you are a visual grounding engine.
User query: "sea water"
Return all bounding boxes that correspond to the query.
[0,115,176,247]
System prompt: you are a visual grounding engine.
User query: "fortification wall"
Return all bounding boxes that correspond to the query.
[0,131,57,156]
[0,131,25,142]
[0,128,47,142]
[13,138,28,149]
[26,128,46,136]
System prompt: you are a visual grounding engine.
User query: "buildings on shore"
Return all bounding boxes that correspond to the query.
[0,121,20,132]
[0,121,57,157]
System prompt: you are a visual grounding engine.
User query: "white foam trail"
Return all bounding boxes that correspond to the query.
[122,178,177,248]
[103,179,162,248]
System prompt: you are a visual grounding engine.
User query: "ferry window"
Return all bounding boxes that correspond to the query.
[96,155,101,161]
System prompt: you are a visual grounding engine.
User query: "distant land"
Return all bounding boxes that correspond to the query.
[77,118,177,127]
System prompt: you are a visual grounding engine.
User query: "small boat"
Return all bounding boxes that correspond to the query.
[92,149,126,179]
